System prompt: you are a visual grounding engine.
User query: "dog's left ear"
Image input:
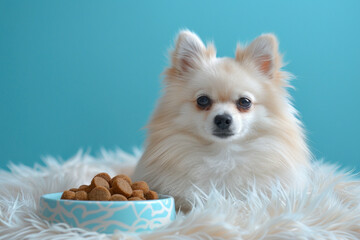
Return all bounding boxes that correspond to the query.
[236,34,281,79]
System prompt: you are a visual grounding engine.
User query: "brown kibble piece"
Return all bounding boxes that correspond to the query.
[131,190,144,199]
[112,178,133,197]
[110,194,128,201]
[95,172,111,183]
[131,181,149,193]
[75,191,88,200]
[145,190,159,200]
[88,186,111,201]
[128,197,143,201]
[78,185,88,191]
[69,188,79,192]
[61,190,75,200]
[110,174,132,186]
[91,176,110,189]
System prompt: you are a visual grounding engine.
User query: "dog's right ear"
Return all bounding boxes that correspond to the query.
[236,34,281,80]
[171,30,208,73]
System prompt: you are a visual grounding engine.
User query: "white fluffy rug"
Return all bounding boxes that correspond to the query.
[1,149,360,240]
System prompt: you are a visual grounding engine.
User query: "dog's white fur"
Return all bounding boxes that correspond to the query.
[133,30,311,210]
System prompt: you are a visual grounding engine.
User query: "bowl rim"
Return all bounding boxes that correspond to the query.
[41,192,173,204]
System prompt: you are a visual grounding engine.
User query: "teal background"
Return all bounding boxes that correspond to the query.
[0,1,359,170]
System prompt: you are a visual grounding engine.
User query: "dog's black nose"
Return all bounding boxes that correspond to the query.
[214,114,232,130]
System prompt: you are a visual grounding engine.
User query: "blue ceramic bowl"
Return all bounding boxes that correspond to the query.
[39,192,176,234]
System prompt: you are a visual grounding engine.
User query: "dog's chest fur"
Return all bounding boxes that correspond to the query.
[147,137,293,209]
[189,144,246,183]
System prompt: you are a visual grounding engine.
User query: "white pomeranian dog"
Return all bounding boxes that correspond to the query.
[133,30,311,211]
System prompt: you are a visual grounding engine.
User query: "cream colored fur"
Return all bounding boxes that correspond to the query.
[133,30,311,211]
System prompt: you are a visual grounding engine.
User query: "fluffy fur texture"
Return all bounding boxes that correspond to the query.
[1,149,360,239]
[133,31,310,211]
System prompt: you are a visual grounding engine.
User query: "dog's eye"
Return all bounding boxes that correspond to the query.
[197,96,212,109]
[237,97,252,111]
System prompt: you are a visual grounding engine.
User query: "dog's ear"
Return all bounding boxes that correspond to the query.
[172,30,208,73]
[236,34,281,79]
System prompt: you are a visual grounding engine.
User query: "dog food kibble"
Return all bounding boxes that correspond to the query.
[78,185,88,191]
[132,190,145,199]
[95,172,112,183]
[75,191,88,200]
[111,174,132,186]
[145,190,159,200]
[91,176,110,189]
[110,194,128,201]
[61,190,75,200]
[131,181,149,193]
[60,173,159,201]
[112,178,133,197]
[88,186,111,201]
